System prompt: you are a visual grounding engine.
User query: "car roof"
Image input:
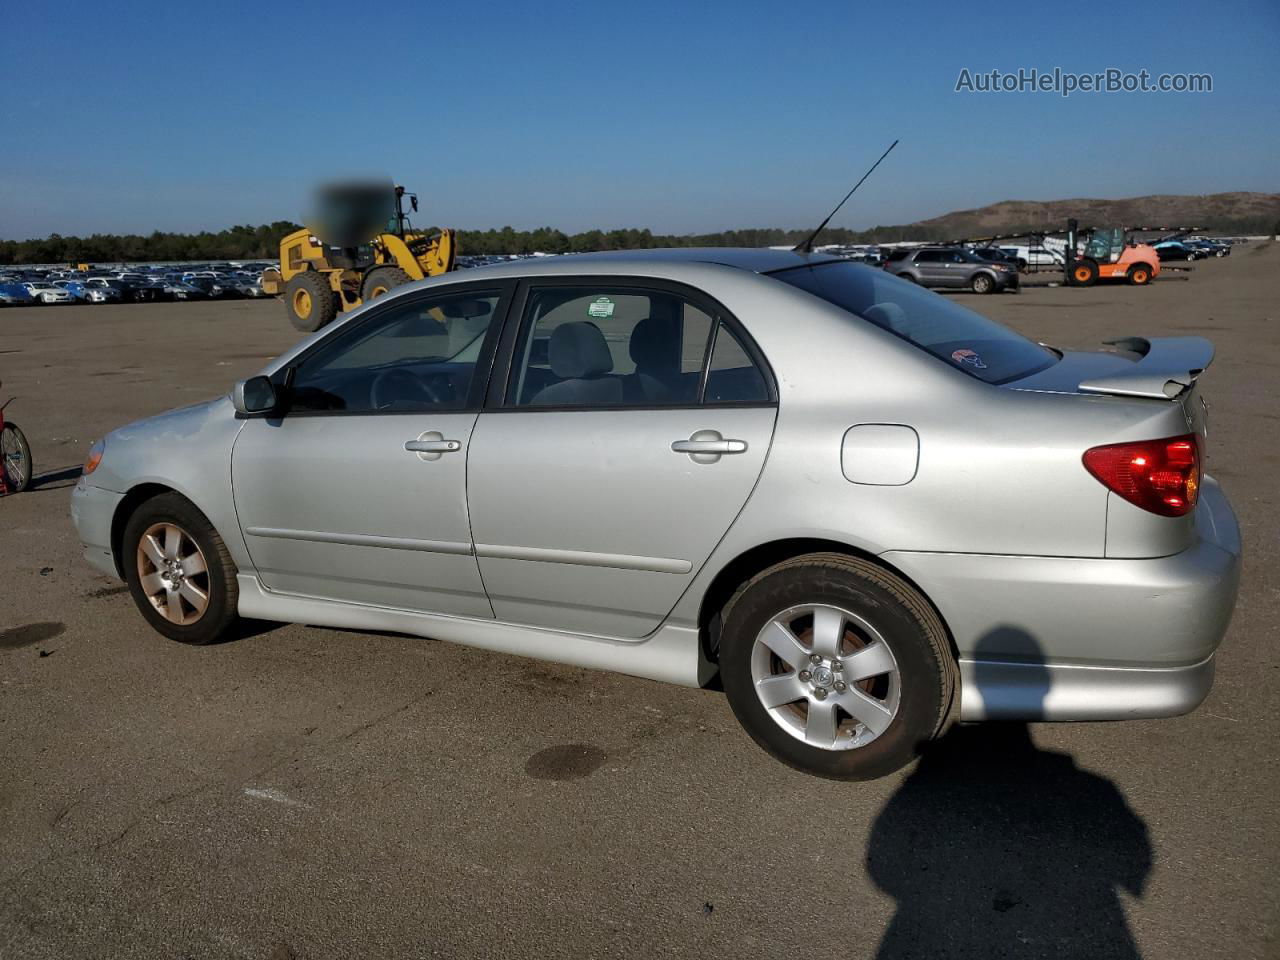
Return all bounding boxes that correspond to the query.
[460,247,844,277]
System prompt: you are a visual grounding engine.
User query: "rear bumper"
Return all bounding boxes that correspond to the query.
[884,476,1241,721]
[70,479,124,579]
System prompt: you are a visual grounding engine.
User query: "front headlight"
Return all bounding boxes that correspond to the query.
[83,438,105,475]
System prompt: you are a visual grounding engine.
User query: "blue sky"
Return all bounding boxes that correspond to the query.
[1,0,1277,239]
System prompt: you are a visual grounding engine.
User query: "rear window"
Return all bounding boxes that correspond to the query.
[770,261,1056,384]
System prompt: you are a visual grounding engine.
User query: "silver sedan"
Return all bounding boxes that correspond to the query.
[70,249,1241,779]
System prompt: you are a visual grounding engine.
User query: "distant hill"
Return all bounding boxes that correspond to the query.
[897,192,1280,240]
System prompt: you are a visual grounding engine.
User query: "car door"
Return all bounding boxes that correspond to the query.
[911,250,944,286]
[465,278,777,638]
[231,281,512,617]
[938,250,968,287]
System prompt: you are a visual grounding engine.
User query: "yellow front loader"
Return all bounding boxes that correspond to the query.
[261,185,457,332]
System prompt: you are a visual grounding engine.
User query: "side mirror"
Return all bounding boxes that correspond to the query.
[232,375,280,416]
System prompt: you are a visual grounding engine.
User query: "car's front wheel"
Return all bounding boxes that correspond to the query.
[123,492,240,645]
[719,554,954,780]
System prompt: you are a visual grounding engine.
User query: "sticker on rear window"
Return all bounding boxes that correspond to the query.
[951,348,988,369]
[587,296,615,318]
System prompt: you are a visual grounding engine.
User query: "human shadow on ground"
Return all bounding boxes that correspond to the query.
[867,629,1152,959]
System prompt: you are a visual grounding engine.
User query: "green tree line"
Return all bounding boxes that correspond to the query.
[3,215,1277,265]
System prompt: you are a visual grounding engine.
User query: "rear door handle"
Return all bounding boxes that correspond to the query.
[405,431,461,461]
[672,430,747,464]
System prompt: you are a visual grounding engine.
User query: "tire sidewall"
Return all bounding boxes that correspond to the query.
[720,562,948,781]
[122,494,235,645]
[361,266,412,302]
[1,423,33,492]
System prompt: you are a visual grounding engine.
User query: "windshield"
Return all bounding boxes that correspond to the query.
[770,261,1056,384]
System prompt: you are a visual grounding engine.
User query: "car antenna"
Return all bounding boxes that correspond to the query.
[793,139,899,254]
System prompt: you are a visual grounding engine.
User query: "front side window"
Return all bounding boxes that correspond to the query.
[286,288,501,413]
[770,261,1056,384]
[507,285,770,408]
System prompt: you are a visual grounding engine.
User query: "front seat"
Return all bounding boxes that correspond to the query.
[529,321,623,406]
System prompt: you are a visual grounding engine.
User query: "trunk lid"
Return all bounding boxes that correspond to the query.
[1006,335,1212,437]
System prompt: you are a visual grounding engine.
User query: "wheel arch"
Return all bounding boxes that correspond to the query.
[695,537,958,670]
[109,482,205,578]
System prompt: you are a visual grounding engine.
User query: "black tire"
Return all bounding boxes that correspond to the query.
[1,422,33,493]
[1016,258,1028,272]
[896,272,917,283]
[361,265,413,303]
[971,272,995,294]
[1128,262,1154,286]
[284,271,338,333]
[718,553,955,781]
[1070,259,1099,287]
[122,492,239,645]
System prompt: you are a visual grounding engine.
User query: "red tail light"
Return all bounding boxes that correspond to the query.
[1082,434,1201,517]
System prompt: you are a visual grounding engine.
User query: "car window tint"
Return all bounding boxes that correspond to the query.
[511,287,714,408]
[287,290,500,413]
[770,261,1056,385]
[704,321,769,404]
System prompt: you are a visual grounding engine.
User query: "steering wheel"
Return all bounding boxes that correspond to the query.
[369,367,443,410]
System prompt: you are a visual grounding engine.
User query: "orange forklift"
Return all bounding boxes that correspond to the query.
[1064,218,1159,287]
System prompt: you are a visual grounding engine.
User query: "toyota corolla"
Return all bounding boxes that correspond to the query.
[70,249,1241,780]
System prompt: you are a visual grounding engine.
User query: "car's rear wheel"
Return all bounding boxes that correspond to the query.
[896,272,917,283]
[123,493,239,645]
[971,273,995,294]
[719,554,954,780]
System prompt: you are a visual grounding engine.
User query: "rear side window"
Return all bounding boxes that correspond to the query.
[770,261,1056,384]
[885,250,910,263]
[506,285,772,408]
[705,322,770,404]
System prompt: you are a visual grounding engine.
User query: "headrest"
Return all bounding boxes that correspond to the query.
[549,321,613,379]
[863,302,909,336]
[628,317,677,373]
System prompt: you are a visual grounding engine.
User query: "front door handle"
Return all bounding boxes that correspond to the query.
[405,431,461,461]
[672,430,747,464]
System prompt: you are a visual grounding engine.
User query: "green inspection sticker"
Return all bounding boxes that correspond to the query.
[587,296,615,318]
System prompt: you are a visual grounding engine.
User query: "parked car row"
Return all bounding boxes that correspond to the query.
[1151,238,1234,261]
[0,263,274,306]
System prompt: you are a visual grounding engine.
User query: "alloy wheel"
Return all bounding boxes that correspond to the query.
[750,603,900,750]
[136,522,211,625]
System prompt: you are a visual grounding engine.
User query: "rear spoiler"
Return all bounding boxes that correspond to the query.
[1079,336,1214,400]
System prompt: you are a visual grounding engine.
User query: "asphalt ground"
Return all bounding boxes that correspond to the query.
[1,248,1276,959]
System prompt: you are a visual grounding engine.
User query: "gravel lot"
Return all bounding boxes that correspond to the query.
[1,250,1276,959]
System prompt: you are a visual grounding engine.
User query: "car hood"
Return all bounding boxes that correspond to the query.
[91,396,237,494]
[111,395,229,442]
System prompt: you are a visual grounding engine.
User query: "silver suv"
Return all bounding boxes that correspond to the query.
[885,246,1019,294]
